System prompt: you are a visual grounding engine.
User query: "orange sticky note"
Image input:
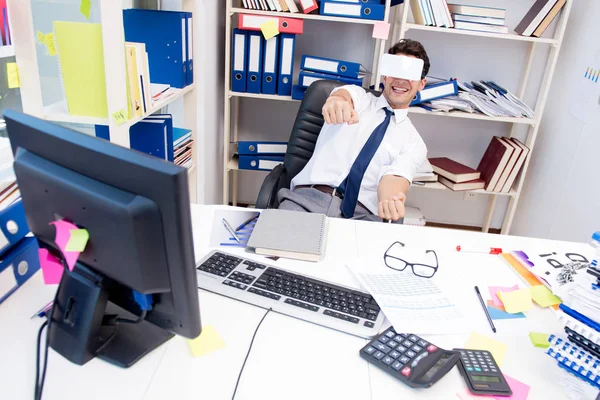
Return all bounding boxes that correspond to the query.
[372,21,391,40]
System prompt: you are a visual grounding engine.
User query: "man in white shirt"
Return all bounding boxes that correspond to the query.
[278,39,429,222]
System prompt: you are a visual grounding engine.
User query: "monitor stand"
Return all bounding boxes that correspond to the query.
[48,264,174,368]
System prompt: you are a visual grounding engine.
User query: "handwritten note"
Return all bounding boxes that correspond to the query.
[372,21,391,40]
[6,63,20,89]
[529,285,561,307]
[529,332,550,348]
[498,288,533,314]
[80,0,92,19]
[112,109,127,125]
[65,229,89,252]
[187,325,226,357]
[488,285,518,308]
[464,332,507,367]
[260,19,279,40]
[50,220,81,271]
[39,249,64,285]
[37,31,57,56]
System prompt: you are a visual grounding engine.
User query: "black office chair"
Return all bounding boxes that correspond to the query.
[256,80,382,209]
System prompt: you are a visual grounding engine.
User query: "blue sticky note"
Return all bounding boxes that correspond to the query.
[487,305,525,320]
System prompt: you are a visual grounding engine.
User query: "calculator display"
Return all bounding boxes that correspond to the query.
[472,375,501,383]
[419,354,452,382]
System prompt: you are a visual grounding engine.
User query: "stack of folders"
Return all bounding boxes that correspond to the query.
[476,136,530,193]
[232,15,303,96]
[448,4,508,34]
[292,55,369,101]
[319,1,386,21]
[515,0,567,38]
[238,141,287,171]
[0,0,11,46]
[429,157,484,191]
[410,78,458,107]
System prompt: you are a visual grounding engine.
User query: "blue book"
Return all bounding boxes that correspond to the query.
[410,80,458,106]
[0,237,40,304]
[173,128,192,148]
[123,9,188,89]
[298,71,363,88]
[0,200,30,258]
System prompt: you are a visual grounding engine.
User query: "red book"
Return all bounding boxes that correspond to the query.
[477,137,514,191]
[429,157,481,183]
[439,176,485,191]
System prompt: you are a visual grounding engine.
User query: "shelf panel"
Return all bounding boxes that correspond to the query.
[417,181,517,197]
[0,46,15,59]
[404,23,558,44]
[231,7,383,25]
[43,84,195,127]
[229,91,296,102]
[407,107,537,125]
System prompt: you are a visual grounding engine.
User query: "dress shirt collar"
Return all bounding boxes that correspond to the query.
[376,94,409,124]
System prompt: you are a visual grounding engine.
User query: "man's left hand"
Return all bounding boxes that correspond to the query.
[378,192,406,222]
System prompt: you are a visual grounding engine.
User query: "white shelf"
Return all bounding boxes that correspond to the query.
[418,181,517,197]
[404,23,559,45]
[229,91,296,102]
[230,7,384,25]
[407,107,537,125]
[0,46,15,59]
[43,84,195,127]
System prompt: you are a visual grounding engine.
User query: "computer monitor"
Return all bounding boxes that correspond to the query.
[4,110,201,368]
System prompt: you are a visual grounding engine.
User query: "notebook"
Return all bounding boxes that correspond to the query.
[246,209,328,262]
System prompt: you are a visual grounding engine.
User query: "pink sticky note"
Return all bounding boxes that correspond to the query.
[456,388,489,399]
[39,249,64,285]
[488,285,519,308]
[372,21,391,40]
[50,220,81,271]
[494,374,530,400]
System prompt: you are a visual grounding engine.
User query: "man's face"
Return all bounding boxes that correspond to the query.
[381,54,426,109]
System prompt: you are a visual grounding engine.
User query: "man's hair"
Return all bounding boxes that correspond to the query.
[388,39,430,79]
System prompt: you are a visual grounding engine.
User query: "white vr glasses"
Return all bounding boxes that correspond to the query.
[379,54,424,81]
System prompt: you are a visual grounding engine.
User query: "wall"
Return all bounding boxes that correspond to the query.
[229,0,559,230]
[511,0,600,243]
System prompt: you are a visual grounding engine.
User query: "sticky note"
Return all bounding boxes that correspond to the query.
[529,332,550,348]
[456,388,490,399]
[7,63,20,89]
[372,21,391,40]
[464,332,507,367]
[488,285,518,307]
[187,325,226,357]
[50,220,81,271]
[112,109,127,125]
[260,19,279,40]
[498,288,533,314]
[498,374,530,400]
[529,285,561,307]
[39,249,64,285]
[80,0,92,19]
[65,229,89,252]
[487,305,525,320]
[37,31,57,56]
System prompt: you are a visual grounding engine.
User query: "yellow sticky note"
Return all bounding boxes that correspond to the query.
[38,32,57,56]
[464,332,507,367]
[498,288,533,314]
[529,332,550,348]
[187,325,226,357]
[260,19,279,40]
[65,229,89,252]
[80,0,92,19]
[37,30,45,43]
[6,63,20,89]
[530,285,561,308]
[112,109,127,125]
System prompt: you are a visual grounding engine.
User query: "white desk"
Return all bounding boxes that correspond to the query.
[0,205,592,400]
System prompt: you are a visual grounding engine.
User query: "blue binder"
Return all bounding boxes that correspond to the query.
[301,55,366,79]
[0,200,30,258]
[246,31,264,94]
[277,34,296,96]
[319,1,385,21]
[292,85,307,101]
[298,71,363,88]
[410,80,458,106]
[232,29,248,93]
[186,12,194,86]
[238,141,287,155]
[262,36,279,95]
[140,114,175,162]
[0,237,40,305]
[123,9,188,89]
[238,155,284,171]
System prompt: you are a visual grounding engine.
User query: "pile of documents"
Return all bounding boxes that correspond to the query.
[173,128,193,169]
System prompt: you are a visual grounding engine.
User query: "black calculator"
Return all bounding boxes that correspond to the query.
[454,348,512,396]
[359,327,460,388]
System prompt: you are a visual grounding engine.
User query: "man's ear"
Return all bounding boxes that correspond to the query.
[418,78,426,91]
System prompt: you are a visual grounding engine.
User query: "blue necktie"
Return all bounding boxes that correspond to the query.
[338,108,394,218]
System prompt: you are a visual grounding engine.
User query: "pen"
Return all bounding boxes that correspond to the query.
[475,286,496,333]
[31,301,54,319]
[222,218,241,243]
[236,215,258,231]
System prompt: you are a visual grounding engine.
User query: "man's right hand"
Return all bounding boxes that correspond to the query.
[322,95,359,125]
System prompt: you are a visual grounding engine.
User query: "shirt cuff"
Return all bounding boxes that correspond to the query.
[331,85,365,112]
[379,165,415,184]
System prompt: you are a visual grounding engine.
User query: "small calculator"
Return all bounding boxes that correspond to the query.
[359,327,460,388]
[453,348,512,396]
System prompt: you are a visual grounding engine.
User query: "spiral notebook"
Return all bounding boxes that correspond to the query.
[246,209,328,262]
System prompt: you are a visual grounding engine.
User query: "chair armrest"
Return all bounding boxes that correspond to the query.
[256,164,285,209]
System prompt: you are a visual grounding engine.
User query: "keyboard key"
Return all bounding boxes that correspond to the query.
[401,367,411,377]
[406,351,416,358]
[378,336,390,344]
[418,340,428,347]
[394,336,404,343]
[365,346,376,355]
[396,346,406,353]
[402,340,413,348]
[391,361,404,371]
[427,345,438,353]
[411,345,422,353]
[389,350,401,359]
[373,342,391,353]
[382,356,394,365]
[387,340,398,349]
[385,331,396,339]
[408,335,419,342]
[374,351,385,360]
[364,321,375,328]
[400,356,410,363]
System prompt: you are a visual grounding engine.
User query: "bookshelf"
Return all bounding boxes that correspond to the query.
[7,0,199,202]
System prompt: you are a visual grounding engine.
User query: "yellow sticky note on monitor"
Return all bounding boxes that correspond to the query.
[260,19,279,40]
[6,63,20,89]
[464,332,507,367]
[530,285,561,308]
[498,288,533,314]
[65,229,89,252]
[187,325,226,357]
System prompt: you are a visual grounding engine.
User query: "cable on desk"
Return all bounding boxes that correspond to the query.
[231,308,272,400]
[34,320,49,400]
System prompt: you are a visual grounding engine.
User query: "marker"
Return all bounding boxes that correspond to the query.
[456,245,503,255]
[475,286,496,333]
[222,218,241,243]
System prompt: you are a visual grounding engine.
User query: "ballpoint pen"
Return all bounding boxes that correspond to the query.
[222,218,241,243]
[475,286,496,333]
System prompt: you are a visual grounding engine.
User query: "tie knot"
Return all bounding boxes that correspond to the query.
[384,108,393,117]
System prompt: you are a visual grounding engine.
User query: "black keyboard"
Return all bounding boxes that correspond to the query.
[196,250,385,337]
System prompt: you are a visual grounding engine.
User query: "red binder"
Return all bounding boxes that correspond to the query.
[238,14,304,34]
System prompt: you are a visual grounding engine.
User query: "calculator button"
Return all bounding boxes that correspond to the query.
[394,335,404,342]
[475,367,482,372]
[491,368,498,372]
[365,346,376,355]
[392,361,404,371]
[382,356,394,365]
[466,367,473,371]
[387,340,398,349]
[418,340,428,347]
[396,346,406,353]
[379,336,390,344]
[467,351,473,354]
[401,367,412,377]
[427,345,438,353]
[390,350,401,359]
[374,351,385,360]
[400,356,410,363]
[373,343,391,353]
[385,331,396,338]
[408,335,419,342]
[406,351,416,358]
[403,340,413,347]
[412,345,422,353]
[482,368,489,372]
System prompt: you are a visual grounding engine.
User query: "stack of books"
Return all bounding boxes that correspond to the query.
[173,128,193,169]
[447,4,508,34]
[429,157,484,191]
[409,0,454,28]
[515,0,567,38]
[477,137,530,193]
[414,158,438,183]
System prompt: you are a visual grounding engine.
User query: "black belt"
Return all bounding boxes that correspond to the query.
[295,184,369,211]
